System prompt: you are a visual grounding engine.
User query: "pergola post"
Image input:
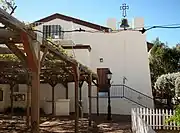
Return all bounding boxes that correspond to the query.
[88,74,92,126]
[49,82,57,116]
[52,85,55,116]
[26,72,32,127]
[10,82,15,118]
[21,33,40,133]
[31,70,40,133]
[66,85,68,99]
[96,85,99,116]
[73,65,79,133]
[79,81,84,118]
[92,80,99,116]
[26,84,31,127]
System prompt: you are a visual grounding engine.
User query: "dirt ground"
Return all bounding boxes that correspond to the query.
[0,114,132,133]
[156,130,180,133]
[0,115,179,133]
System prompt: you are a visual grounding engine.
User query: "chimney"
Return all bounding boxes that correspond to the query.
[132,17,144,30]
[107,18,117,30]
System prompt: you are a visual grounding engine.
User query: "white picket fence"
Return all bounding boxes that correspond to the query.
[132,108,156,133]
[132,108,180,131]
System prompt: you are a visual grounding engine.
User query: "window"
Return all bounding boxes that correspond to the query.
[43,25,64,39]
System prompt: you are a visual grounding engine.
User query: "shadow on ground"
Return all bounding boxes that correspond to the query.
[0,114,132,133]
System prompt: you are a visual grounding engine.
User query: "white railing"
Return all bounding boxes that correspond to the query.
[132,108,180,131]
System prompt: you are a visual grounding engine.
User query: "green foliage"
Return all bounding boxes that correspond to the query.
[154,72,180,97]
[166,104,180,125]
[149,37,180,90]
[0,54,19,61]
[47,37,74,58]
[175,77,180,97]
[0,0,15,12]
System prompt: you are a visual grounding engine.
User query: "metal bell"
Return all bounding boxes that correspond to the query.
[120,18,129,29]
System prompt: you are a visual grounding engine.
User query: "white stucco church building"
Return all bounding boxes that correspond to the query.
[0,13,154,115]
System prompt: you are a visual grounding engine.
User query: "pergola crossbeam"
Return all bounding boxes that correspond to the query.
[5,43,27,64]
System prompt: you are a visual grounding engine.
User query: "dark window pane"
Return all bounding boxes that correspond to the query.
[43,25,46,39]
[43,25,63,39]
[48,25,51,38]
[46,25,48,38]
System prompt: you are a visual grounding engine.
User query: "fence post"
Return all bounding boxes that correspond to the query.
[155,108,158,130]
[152,108,155,129]
[162,109,165,130]
[158,109,161,130]
[132,108,180,131]
[146,108,149,127]
[169,109,172,130]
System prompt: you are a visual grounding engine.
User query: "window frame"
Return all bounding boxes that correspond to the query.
[43,25,64,39]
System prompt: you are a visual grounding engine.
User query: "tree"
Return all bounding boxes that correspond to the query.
[149,38,180,93]
[0,0,16,14]
[154,72,180,108]
[166,104,180,125]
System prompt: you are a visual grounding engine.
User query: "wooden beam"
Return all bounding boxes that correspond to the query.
[5,43,27,64]
[44,41,98,80]
[62,82,68,99]
[43,41,76,65]
[10,83,15,118]
[48,83,57,116]
[40,47,48,67]
[92,80,99,115]
[73,65,79,133]
[88,74,92,126]
[52,85,55,116]
[0,28,20,40]
[26,84,31,127]
[21,32,38,72]
[79,81,84,118]
[0,8,36,39]
[31,71,40,133]
[29,37,40,133]
[96,86,99,116]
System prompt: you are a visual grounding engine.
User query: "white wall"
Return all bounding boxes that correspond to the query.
[0,83,66,113]
[33,17,154,115]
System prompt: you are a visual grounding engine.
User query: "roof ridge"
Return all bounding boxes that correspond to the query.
[32,13,110,32]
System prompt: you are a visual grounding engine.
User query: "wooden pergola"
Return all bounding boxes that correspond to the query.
[0,8,98,133]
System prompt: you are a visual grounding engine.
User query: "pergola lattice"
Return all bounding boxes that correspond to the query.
[0,7,97,133]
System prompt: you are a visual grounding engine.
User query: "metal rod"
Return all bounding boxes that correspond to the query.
[107,88,112,120]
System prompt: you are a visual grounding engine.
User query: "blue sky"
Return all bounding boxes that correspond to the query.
[14,0,180,46]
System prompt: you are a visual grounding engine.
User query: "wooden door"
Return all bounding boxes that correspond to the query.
[97,68,110,92]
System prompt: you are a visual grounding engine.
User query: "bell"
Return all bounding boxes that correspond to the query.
[120,18,129,29]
